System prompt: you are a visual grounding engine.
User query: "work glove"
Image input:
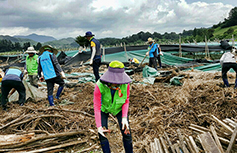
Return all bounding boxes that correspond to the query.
[160,52,163,56]
[90,59,93,65]
[60,71,66,79]
[146,52,149,56]
[122,117,130,135]
[24,70,28,74]
[97,126,110,138]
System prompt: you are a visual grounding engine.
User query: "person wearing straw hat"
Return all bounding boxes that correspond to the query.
[146,37,158,70]
[1,66,25,111]
[38,45,66,106]
[93,60,133,153]
[84,31,101,82]
[220,47,237,88]
[24,46,39,88]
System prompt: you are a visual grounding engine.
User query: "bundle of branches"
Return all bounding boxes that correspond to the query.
[0,106,99,152]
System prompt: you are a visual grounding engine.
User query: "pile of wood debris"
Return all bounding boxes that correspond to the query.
[0,65,237,153]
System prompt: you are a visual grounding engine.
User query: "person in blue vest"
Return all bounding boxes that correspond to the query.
[146,37,158,70]
[93,60,133,153]
[1,66,25,111]
[38,45,66,106]
[85,31,101,82]
[24,46,39,88]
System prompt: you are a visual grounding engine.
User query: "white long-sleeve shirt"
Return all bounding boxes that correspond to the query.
[220,52,236,66]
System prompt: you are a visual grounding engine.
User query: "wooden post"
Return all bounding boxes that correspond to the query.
[124,42,128,62]
[103,47,105,62]
[205,35,210,59]
[179,35,182,57]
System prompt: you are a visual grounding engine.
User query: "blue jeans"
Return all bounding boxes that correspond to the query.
[99,111,133,153]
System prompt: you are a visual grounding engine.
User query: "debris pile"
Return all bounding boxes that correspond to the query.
[0,65,237,152]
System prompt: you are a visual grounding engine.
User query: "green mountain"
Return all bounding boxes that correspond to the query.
[43,37,79,49]
[0,35,38,45]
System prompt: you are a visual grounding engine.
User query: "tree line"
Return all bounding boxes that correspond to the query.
[0,40,42,53]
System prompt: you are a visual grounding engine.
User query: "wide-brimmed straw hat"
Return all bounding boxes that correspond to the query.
[146,37,155,44]
[39,45,58,55]
[25,46,37,54]
[100,60,132,84]
[84,31,95,37]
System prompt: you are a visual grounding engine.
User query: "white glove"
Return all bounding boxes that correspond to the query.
[60,71,66,79]
[160,52,163,56]
[122,117,130,134]
[90,59,93,65]
[98,126,110,138]
[24,70,28,74]
[146,52,149,56]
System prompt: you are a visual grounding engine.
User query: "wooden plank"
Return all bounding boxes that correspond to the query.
[174,143,180,153]
[226,125,237,153]
[154,138,164,153]
[210,125,224,153]
[190,124,210,132]
[177,129,189,153]
[17,140,86,153]
[184,137,195,153]
[150,142,156,153]
[159,135,169,153]
[164,132,176,153]
[198,132,222,153]
[188,136,199,153]
[211,115,233,133]
[189,126,206,134]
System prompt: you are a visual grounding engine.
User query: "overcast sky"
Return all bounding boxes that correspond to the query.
[0,0,236,40]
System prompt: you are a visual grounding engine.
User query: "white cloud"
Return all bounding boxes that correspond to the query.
[0,0,235,39]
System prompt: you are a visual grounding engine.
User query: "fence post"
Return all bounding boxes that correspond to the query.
[124,42,128,62]
[179,35,182,57]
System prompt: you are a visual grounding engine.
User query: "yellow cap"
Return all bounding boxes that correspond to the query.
[109,60,124,68]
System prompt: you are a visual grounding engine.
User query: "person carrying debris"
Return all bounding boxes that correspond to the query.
[93,60,133,153]
[85,31,101,82]
[220,47,237,88]
[1,66,25,111]
[146,37,160,70]
[38,45,66,106]
[24,46,39,88]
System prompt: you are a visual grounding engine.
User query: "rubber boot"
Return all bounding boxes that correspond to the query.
[234,79,237,89]
[123,139,133,153]
[100,140,111,153]
[55,86,64,99]
[223,78,230,87]
[48,95,55,106]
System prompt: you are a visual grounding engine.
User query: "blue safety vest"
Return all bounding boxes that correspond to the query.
[2,68,22,82]
[39,51,56,80]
